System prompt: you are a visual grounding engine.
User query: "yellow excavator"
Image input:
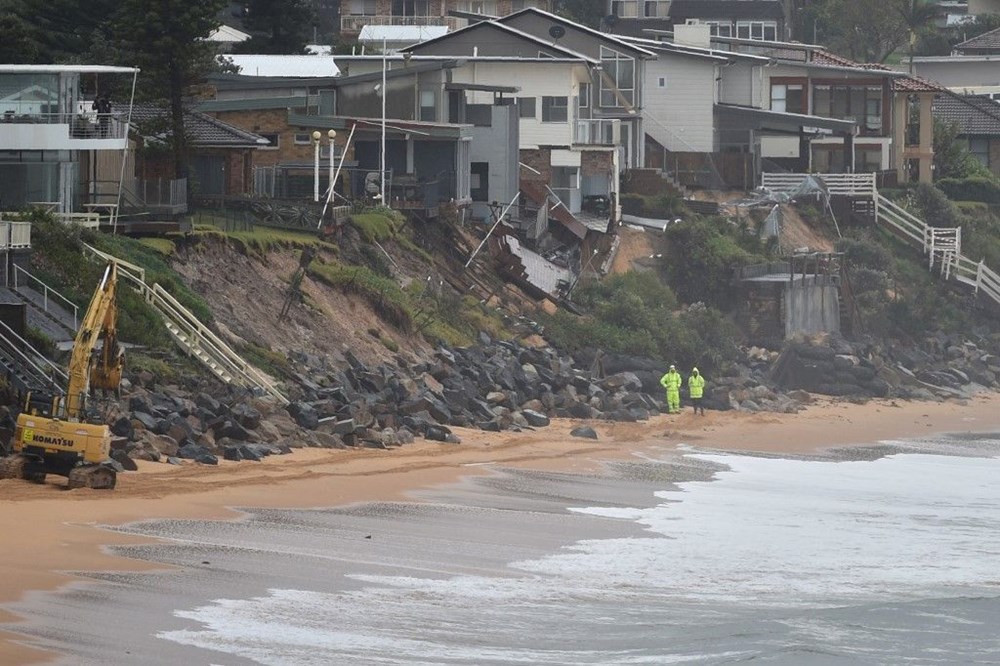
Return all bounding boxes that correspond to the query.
[0,261,124,489]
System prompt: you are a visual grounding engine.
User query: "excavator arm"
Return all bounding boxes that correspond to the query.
[64,261,121,420]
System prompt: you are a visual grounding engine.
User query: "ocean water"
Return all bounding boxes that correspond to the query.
[10,433,1000,665]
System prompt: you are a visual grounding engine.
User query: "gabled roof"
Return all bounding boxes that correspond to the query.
[892,73,949,93]
[669,0,785,21]
[496,7,657,57]
[933,93,1000,135]
[620,35,761,62]
[954,26,1000,54]
[130,103,268,148]
[401,18,596,63]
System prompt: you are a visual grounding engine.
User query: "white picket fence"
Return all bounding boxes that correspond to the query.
[83,244,288,404]
[762,173,1000,308]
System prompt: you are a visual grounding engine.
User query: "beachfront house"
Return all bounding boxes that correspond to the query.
[0,64,137,220]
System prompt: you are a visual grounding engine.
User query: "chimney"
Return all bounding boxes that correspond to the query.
[673,21,711,49]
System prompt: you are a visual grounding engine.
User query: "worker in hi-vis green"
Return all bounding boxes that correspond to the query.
[660,364,682,414]
[688,367,705,416]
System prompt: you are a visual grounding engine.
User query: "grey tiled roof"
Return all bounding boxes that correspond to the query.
[669,0,785,21]
[129,102,267,147]
[954,26,1000,53]
[933,93,1000,135]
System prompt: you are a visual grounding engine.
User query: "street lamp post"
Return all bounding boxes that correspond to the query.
[380,37,387,205]
[327,129,337,201]
[312,130,322,202]
[313,129,338,205]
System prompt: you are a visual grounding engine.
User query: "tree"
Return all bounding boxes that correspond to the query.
[932,118,995,181]
[113,0,227,178]
[17,0,120,62]
[234,0,315,54]
[812,0,938,63]
[893,0,940,72]
[553,0,606,30]
[0,0,45,63]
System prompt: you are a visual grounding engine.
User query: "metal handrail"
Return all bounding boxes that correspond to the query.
[81,244,288,403]
[0,318,67,394]
[12,264,80,330]
[149,284,280,391]
[83,243,147,283]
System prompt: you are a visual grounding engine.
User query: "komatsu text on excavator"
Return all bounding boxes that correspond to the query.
[0,261,124,489]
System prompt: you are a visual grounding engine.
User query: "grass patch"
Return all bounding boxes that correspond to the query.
[237,342,292,379]
[224,228,325,257]
[309,260,413,332]
[127,351,179,383]
[138,238,175,256]
[349,211,404,243]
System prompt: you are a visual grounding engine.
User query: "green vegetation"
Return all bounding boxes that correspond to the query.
[838,183,1000,340]
[237,342,294,379]
[349,210,405,243]
[541,272,741,373]
[933,119,997,182]
[662,216,771,309]
[937,177,1000,205]
[20,211,206,349]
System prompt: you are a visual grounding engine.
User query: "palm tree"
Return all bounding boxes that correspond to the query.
[894,0,940,73]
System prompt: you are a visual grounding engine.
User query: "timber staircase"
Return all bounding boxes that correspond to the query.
[83,245,288,404]
[761,173,1000,309]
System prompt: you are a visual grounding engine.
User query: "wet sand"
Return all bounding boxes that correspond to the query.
[2,393,998,663]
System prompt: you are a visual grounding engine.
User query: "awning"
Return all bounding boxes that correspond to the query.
[715,103,857,134]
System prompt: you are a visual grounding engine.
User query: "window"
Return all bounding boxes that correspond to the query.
[419,90,436,121]
[644,0,669,17]
[599,46,634,108]
[770,83,803,113]
[864,87,882,133]
[258,132,279,149]
[318,89,336,115]
[736,20,777,41]
[579,82,589,107]
[541,96,568,122]
[611,0,637,18]
[470,162,489,201]
[705,21,732,38]
[519,96,536,119]
[854,148,882,173]
[458,0,495,13]
[657,77,667,88]
[969,137,990,167]
[392,0,429,15]
[812,84,884,134]
[347,0,377,15]
[294,132,313,145]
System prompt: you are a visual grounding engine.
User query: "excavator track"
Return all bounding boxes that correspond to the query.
[67,465,116,490]
[0,454,28,480]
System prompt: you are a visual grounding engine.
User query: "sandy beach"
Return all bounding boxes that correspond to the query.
[2,392,999,663]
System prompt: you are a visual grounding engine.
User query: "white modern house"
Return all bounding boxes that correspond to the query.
[0,64,138,215]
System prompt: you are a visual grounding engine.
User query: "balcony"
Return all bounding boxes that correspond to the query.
[0,110,129,150]
[340,14,461,33]
[573,119,621,146]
